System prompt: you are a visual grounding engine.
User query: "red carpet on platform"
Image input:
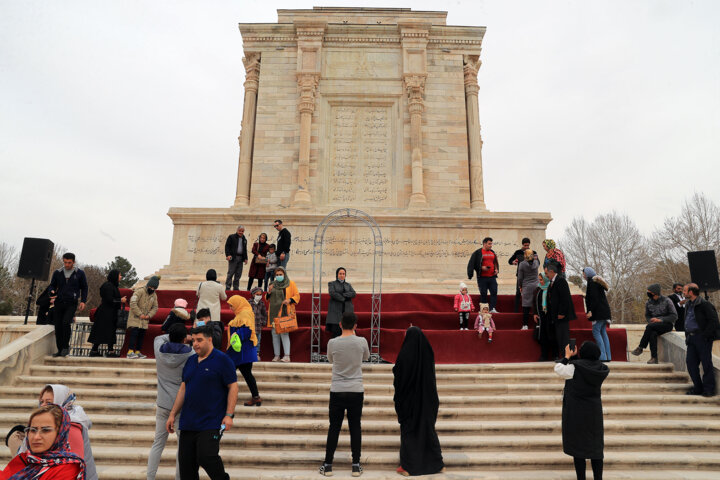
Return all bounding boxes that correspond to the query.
[98,289,627,363]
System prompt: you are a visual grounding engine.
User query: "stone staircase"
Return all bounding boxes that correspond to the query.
[1,357,720,479]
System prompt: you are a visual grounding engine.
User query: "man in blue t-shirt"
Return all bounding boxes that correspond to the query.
[166,324,238,480]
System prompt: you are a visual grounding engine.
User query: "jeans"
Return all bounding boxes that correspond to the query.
[147,407,180,480]
[591,320,612,361]
[279,251,290,269]
[263,269,275,291]
[237,363,259,397]
[324,392,364,464]
[127,327,147,352]
[53,301,77,352]
[638,322,673,358]
[271,329,290,357]
[476,277,498,310]
[686,333,715,395]
[178,430,228,480]
[225,258,244,290]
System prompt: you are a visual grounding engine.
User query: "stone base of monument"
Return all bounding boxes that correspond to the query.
[156,208,551,293]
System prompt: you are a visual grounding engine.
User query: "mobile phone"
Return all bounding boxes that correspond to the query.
[569,338,576,351]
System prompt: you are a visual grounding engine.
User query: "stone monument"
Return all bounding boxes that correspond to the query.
[157,7,552,292]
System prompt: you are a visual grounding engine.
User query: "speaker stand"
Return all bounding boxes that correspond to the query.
[23,278,36,325]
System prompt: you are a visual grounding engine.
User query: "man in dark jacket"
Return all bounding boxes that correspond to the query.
[630,283,678,364]
[467,237,500,312]
[668,283,686,332]
[48,252,88,357]
[224,226,248,290]
[274,219,292,268]
[683,283,720,397]
[546,263,576,353]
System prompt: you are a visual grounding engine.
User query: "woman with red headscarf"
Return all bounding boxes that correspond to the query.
[1,404,85,480]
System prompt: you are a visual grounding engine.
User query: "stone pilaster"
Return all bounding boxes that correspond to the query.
[292,21,325,207]
[463,54,487,210]
[234,52,261,207]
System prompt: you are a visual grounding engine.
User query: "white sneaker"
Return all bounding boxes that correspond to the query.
[126,352,137,359]
[272,356,280,362]
[491,309,499,313]
[521,325,528,330]
[136,353,147,359]
[281,356,291,363]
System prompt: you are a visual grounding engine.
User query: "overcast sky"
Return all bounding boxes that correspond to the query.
[1,0,719,277]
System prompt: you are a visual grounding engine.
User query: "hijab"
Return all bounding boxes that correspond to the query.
[583,267,596,281]
[269,267,290,321]
[106,270,120,288]
[226,295,257,346]
[258,233,268,244]
[205,269,217,282]
[392,327,439,428]
[335,267,346,283]
[12,406,86,480]
[538,273,550,312]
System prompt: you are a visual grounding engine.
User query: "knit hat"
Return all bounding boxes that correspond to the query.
[147,276,160,289]
[579,341,601,361]
[250,287,263,296]
[479,303,490,312]
[459,282,468,291]
[174,298,188,309]
[648,283,661,296]
[583,267,597,280]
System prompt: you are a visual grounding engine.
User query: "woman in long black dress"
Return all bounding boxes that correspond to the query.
[88,269,126,357]
[554,341,610,480]
[392,326,444,476]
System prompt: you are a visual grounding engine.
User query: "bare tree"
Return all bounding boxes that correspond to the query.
[652,192,720,262]
[562,212,653,322]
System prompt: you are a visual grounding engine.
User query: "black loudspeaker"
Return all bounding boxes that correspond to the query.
[687,250,720,292]
[17,238,55,280]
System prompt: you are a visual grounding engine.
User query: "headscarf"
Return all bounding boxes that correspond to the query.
[335,267,346,282]
[392,327,439,429]
[579,341,601,361]
[227,295,257,346]
[41,385,92,430]
[12,405,86,480]
[269,267,290,321]
[583,267,596,281]
[106,270,120,288]
[206,269,217,282]
[258,233,268,244]
[543,239,556,250]
[538,273,550,312]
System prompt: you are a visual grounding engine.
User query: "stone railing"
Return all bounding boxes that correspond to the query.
[659,331,720,387]
[0,317,56,386]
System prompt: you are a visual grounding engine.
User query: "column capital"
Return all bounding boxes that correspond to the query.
[297,72,320,114]
[403,74,426,114]
[463,54,481,93]
[243,52,261,93]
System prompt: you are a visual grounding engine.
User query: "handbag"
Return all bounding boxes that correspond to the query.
[274,304,298,334]
[117,307,129,330]
[255,256,268,264]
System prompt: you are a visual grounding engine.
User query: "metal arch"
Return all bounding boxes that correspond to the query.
[311,208,383,363]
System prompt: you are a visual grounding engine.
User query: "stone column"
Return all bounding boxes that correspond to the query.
[404,74,428,206]
[463,54,487,210]
[234,53,261,207]
[292,21,325,207]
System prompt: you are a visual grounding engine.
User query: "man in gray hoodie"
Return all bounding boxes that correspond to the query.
[631,284,678,364]
[147,324,193,480]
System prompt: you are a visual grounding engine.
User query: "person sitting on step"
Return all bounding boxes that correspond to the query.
[630,284,677,364]
[475,303,496,343]
[161,298,191,333]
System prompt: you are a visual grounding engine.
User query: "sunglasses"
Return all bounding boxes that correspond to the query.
[25,426,55,435]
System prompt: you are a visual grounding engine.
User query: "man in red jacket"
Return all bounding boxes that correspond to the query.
[467,237,500,313]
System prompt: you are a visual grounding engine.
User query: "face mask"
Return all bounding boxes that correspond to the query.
[253,295,262,303]
[275,275,284,282]
[647,292,655,299]
[196,320,206,327]
[147,287,155,294]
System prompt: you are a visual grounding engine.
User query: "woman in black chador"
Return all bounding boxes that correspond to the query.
[554,341,610,480]
[88,269,125,357]
[392,326,444,476]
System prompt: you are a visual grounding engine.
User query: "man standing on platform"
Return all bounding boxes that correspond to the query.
[467,237,500,313]
[167,324,238,480]
[669,283,686,332]
[546,263,575,353]
[508,238,534,313]
[48,252,88,357]
[630,284,677,364]
[274,219,292,269]
[224,226,248,290]
[683,283,720,397]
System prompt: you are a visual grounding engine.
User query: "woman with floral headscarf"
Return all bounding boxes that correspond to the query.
[1,404,85,480]
[542,239,566,278]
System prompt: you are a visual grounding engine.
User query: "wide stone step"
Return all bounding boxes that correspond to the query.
[0,400,716,421]
[28,365,688,385]
[96,465,720,480]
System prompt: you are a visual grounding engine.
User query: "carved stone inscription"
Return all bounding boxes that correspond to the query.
[330,105,393,207]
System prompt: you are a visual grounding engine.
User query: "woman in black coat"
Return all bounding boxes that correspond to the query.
[583,267,612,362]
[326,267,356,339]
[534,273,558,361]
[393,326,444,476]
[554,341,610,480]
[88,270,126,357]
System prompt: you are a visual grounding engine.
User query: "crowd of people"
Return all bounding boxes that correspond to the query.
[4,225,719,480]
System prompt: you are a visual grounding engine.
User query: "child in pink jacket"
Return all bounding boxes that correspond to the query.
[454,282,474,330]
[475,303,496,343]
